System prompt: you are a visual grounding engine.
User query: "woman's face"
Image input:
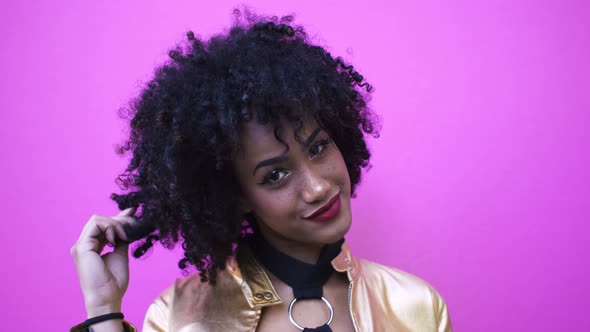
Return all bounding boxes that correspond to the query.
[233,118,352,253]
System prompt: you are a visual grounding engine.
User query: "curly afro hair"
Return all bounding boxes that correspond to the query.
[112,10,379,283]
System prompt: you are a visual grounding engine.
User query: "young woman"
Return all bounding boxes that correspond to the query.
[70,12,452,332]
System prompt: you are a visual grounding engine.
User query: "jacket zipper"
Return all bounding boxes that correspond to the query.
[348,281,360,332]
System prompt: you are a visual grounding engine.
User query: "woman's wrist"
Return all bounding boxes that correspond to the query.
[85,318,124,332]
[85,303,122,319]
[70,312,130,332]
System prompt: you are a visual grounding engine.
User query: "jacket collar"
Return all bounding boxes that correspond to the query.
[226,239,359,309]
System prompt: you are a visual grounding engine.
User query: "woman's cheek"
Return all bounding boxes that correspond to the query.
[250,187,290,217]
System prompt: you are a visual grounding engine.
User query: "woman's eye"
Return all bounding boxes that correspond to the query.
[262,169,289,185]
[309,139,331,158]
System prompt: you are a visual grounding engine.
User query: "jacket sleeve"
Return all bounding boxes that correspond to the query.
[69,290,170,332]
[69,320,137,332]
[430,287,453,332]
[142,293,170,332]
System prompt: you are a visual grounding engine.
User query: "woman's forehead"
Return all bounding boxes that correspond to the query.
[239,121,280,145]
[235,118,320,159]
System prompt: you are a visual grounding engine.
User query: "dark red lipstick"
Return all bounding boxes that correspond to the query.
[305,193,341,222]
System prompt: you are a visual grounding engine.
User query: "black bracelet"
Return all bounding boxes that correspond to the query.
[84,312,124,328]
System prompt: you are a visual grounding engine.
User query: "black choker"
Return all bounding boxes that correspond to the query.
[251,234,344,332]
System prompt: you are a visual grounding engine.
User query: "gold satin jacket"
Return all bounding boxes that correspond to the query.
[71,241,452,332]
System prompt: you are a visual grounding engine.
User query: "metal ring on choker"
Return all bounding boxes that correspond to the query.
[287,296,334,330]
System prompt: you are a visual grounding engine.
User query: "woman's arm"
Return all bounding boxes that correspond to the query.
[431,287,453,332]
[69,209,138,332]
[142,295,170,332]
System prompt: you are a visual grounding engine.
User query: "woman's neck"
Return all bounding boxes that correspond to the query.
[266,238,324,264]
[252,226,324,264]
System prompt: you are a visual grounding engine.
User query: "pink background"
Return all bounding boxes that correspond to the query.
[1,1,588,331]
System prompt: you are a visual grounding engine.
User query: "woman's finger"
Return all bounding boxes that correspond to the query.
[73,216,119,254]
[105,225,116,245]
[115,207,136,218]
[78,210,134,242]
[112,222,129,242]
[75,214,109,245]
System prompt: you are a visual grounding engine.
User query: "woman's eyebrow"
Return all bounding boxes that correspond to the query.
[302,127,322,147]
[253,155,288,175]
[252,127,321,176]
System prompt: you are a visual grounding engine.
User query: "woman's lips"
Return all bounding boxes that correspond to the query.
[305,193,341,222]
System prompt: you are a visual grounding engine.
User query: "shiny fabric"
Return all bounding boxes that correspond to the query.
[72,241,452,332]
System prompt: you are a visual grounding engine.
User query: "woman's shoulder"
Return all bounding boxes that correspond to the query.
[357,258,430,284]
[355,258,447,304]
[149,272,202,301]
[354,258,452,330]
[143,273,216,331]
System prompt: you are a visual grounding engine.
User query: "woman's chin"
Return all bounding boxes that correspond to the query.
[317,212,352,244]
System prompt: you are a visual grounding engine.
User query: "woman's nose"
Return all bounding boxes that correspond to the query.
[301,166,331,204]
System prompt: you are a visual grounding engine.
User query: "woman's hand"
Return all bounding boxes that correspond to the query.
[70,208,137,317]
